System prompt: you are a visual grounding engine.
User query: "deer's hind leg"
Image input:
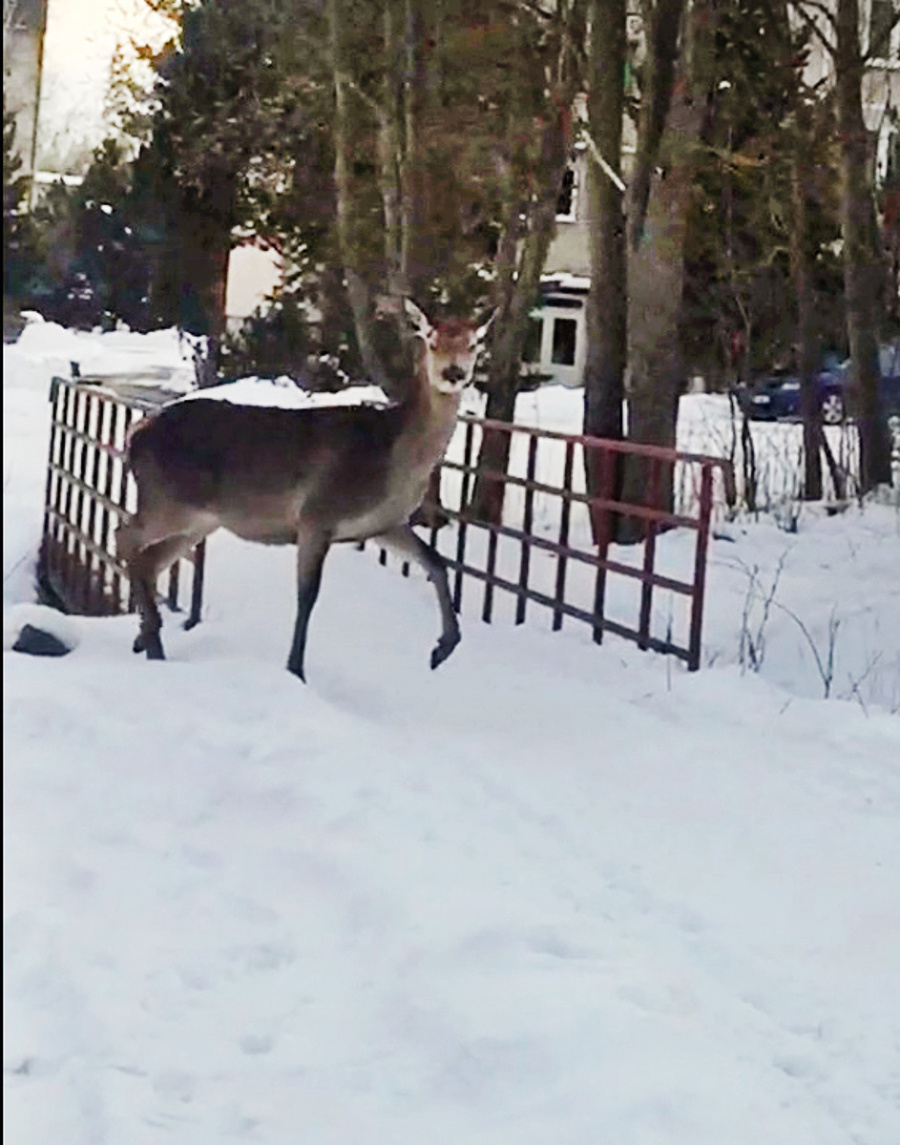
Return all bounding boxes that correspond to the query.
[286,526,332,682]
[125,532,208,659]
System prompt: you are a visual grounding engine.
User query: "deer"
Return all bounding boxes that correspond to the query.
[115,300,490,682]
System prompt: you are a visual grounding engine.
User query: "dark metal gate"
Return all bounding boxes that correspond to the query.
[39,377,732,671]
[38,376,205,622]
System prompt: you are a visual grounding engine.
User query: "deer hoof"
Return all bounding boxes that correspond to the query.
[430,633,460,670]
[133,633,146,654]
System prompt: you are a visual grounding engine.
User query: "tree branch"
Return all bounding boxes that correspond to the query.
[581,126,627,192]
[787,0,836,59]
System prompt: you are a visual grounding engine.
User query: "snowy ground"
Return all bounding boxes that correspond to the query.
[4,323,900,1144]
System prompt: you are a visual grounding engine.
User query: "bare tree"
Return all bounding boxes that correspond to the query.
[469,0,588,523]
[834,0,894,490]
[617,0,714,537]
[789,0,896,491]
[582,0,628,526]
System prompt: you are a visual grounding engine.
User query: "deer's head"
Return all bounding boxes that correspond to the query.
[404,299,493,396]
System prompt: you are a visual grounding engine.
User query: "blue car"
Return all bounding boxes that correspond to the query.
[742,345,900,424]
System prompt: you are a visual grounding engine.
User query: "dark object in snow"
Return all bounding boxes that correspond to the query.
[13,624,71,657]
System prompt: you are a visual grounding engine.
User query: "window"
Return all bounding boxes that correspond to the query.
[557,167,576,220]
[551,317,577,366]
[523,317,543,364]
[869,0,897,59]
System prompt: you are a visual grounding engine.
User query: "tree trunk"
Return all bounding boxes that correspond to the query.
[627,0,685,251]
[619,1,711,540]
[328,0,394,397]
[175,167,237,387]
[835,0,893,491]
[401,0,427,299]
[790,121,824,500]
[583,0,627,540]
[469,102,574,523]
[378,1,404,300]
[621,88,705,536]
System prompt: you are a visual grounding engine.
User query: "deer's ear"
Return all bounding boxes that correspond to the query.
[402,297,433,335]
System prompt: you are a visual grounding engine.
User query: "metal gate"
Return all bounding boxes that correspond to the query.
[39,376,732,671]
[38,376,205,623]
[380,415,734,671]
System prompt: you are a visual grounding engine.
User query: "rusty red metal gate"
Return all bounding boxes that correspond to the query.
[380,414,733,671]
[38,376,205,622]
[39,377,732,671]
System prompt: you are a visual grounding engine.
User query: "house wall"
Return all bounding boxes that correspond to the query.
[225,243,284,331]
[3,0,48,179]
[545,223,591,277]
[531,295,588,387]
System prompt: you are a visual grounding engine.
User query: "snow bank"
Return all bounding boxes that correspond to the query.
[6,321,198,397]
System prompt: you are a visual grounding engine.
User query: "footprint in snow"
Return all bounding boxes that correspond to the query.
[239,1033,275,1056]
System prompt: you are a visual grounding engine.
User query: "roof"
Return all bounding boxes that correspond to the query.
[541,273,591,295]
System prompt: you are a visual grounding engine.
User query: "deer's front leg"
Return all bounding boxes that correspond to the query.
[287,528,332,682]
[376,524,460,669]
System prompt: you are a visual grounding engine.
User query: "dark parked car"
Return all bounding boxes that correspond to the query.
[740,345,900,423]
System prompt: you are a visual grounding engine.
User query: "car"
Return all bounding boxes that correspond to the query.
[740,345,900,423]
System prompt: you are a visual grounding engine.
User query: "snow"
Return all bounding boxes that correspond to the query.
[181,375,391,409]
[8,321,198,393]
[4,325,900,1144]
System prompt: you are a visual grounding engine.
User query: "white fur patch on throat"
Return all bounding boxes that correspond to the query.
[431,377,466,395]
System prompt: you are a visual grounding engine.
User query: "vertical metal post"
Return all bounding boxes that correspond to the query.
[453,419,475,612]
[59,385,79,601]
[186,540,206,630]
[167,560,180,611]
[72,389,90,611]
[638,456,662,650]
[40,377,65,588]
[552,440,575,631]
[688,465,714,671]
[482,526,499,623]
[106,403,125,611]
[85,393,104,611]
[515,432,538,625]
[120,408,137,612]
[592,446,615,644]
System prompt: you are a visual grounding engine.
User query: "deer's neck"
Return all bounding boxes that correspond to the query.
[393,379,463,489]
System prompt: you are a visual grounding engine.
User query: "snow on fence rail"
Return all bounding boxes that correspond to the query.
[39,377,733,671]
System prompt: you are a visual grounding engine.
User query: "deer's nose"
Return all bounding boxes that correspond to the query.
[442,364,466,384]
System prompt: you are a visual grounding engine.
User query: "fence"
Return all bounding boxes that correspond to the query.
[38,376,205,623]
[378,414,734,670]
[39,377,732,671]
